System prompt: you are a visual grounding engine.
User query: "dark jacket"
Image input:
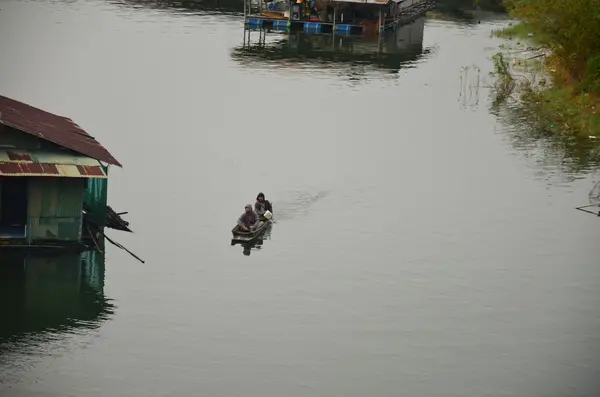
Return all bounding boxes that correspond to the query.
[255,200,273,216]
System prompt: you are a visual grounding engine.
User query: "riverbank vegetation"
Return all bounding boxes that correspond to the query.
[491,0,600,137]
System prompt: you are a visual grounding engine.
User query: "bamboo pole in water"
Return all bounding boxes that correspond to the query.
[101,231,145,264]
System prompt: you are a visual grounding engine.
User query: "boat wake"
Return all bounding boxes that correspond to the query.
[270,190,330,222]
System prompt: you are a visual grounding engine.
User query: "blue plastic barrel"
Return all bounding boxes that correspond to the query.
[246,18,264,28]
[303,22,322,33]
[273,20,289,31]
[335,24,353,34]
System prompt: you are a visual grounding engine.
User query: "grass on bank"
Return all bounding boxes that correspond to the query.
[491,22,600,137]
[493,22,535,40]
[521,87,600,137]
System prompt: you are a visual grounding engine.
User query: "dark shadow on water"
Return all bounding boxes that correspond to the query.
[431,0,506,24]
[231,18,434,76]
[0,251,114,351]
[106,0,243,14]
[231,224,273,256]
[107,0,506,19]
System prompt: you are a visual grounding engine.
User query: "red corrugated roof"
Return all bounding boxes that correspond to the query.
[0,162,60,176]
[0,149,108,178]
[0,162,107,178]
[0,95,121,167]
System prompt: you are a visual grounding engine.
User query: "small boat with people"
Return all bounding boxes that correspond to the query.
[231,192,274,243]
[231,217,272,242]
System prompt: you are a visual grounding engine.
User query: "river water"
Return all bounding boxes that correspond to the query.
[1,1,599,396]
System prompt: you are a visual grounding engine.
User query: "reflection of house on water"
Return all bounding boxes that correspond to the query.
[232,17,431,73]
[0,251,113,346]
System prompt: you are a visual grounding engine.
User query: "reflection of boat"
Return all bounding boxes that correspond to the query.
[231,224,272,255]
[231,219,273,243]
[0,251,113,345]
[231,17,431,73]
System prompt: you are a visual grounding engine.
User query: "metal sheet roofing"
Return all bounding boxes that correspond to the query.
[0,95,121,167]
[0,149,107,178]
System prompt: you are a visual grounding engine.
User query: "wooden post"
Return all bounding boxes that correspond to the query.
[378,6,383,35]
[288,0,292,31]
[332,5,336,35]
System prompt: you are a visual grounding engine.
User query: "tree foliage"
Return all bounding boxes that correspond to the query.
[503,0,600,91]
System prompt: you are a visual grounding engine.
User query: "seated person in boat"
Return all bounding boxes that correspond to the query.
[238,204,262,232]
[254,192,273,217]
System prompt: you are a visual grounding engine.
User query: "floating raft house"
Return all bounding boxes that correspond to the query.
[0,94,132,252]
[244,0,436,35]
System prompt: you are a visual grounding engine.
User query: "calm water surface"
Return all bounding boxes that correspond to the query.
[1,1,600,396]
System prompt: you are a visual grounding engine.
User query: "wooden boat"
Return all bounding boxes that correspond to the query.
[231,220,272,243]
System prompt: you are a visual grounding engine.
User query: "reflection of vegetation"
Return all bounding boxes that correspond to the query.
[491,0,600,138]
[459,61,600,178]
[491,99,600,177]
[114,0,509,20]
[428,0,506,23]
[484,55,600,175]
[438,0,505,11]
[0,251,114,348]
[107,0,243,13]
[590,180,600,204]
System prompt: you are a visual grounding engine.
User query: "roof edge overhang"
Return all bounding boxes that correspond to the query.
[0,172,108,179]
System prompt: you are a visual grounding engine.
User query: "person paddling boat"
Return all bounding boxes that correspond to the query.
[254,192,273,218]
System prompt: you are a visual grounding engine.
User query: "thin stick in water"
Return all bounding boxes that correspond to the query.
[101,231,145,263]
